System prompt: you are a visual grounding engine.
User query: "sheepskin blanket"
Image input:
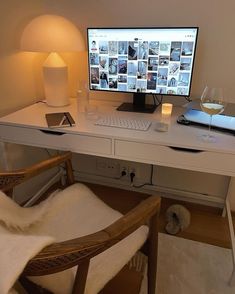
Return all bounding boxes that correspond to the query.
[0,191,54,294]
[0,184,148,294]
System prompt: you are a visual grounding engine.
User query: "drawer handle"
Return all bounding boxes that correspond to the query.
[39,129,65,136]
[169,146,203,153]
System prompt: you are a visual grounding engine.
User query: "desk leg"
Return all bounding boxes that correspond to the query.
[222,207,227,217]
[225,177,235,286]
[230,269,235,287]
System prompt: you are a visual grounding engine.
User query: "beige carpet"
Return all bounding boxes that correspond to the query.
[140,233,234,294]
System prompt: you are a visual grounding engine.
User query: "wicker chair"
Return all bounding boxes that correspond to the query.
[0,151,161,294]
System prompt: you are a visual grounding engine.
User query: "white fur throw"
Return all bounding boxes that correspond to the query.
[0,191,54,294]
[0,184,148,294]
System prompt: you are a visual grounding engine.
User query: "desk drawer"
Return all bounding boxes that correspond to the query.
[115,140,235,176]
[0,125,112,155]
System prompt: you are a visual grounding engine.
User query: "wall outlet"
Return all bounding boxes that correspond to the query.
[73,154,151,184]
[96,158,120,177]
[95,157,149,183]
[120,164,139,180]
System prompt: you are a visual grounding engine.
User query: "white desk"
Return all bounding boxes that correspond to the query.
[0,99,235,284]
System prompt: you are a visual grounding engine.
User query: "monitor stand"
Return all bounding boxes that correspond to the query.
[117,93,157,114]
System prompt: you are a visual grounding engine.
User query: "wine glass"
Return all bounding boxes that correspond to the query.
[200,86,225,142]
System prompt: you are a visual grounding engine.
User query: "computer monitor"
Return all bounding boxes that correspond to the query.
[87,27,199,113]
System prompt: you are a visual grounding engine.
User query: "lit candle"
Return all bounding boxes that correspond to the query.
[161,103,173,116]
[161,103,173,127]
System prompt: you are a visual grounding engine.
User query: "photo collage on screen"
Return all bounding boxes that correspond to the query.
[89,37,195,96]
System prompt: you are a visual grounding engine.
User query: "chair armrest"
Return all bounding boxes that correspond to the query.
[23,195,161,276]
[0,152,74,192]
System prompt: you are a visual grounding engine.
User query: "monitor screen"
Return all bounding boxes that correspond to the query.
[87,27,199,113]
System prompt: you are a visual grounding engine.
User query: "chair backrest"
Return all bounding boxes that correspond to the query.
[0,151,161,294]
[0,152,74,195]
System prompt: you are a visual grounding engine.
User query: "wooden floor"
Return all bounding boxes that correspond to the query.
[87,182,233,249]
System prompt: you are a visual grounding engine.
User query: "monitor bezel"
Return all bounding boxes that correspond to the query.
[87,26,199,98]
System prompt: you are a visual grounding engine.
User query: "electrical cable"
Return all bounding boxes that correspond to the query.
[152,94,163,107]
[152,95,157,106]
[184,96,192,102]
[121,170,127,177]
[113,169,127,180]
[130,171,135,183]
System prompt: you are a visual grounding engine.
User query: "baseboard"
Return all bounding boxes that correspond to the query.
[74,171,224,208]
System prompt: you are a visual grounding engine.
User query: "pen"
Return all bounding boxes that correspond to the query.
[59,115,67,126]
[64,112,72,126]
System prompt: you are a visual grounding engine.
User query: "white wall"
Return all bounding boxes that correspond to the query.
[1,0,234,117]
[0,1,234,208]
[42,0,235,103]
[0,1,46,116]
[0,1,89,117]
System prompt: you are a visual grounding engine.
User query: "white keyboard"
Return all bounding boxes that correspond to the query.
[95,116,151,131]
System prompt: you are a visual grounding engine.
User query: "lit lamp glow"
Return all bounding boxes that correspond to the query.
[20,14,85,107]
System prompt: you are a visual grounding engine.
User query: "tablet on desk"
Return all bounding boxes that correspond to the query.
[178,109,235,135]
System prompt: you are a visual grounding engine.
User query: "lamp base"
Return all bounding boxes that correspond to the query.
[43,53,69,107]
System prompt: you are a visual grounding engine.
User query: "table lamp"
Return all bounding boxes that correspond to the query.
[20,14,85,107]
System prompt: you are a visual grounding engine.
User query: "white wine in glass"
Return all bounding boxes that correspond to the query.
[200,86,225,142]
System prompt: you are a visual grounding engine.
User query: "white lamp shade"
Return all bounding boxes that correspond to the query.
[20,14,85,52]
[20,14,85,107]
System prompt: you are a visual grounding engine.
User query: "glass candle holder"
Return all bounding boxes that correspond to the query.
[161,103,173,116]
[161,103,173,126]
